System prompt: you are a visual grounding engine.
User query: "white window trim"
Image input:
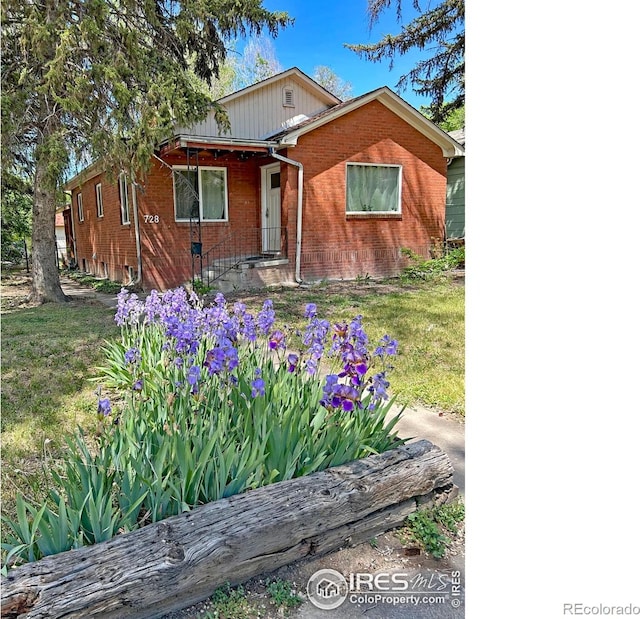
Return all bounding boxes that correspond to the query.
[345,162,403,215]
[173,165,229,223]
[119,174,130,225]
[77,192,84,222]
[96,183,103,218]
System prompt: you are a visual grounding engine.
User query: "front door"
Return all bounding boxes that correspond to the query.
[261,164,281,254]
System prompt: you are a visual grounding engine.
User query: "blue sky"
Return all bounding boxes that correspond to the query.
[255,0,429,110]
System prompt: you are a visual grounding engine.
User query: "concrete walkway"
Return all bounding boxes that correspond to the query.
[60,276,123,308]
[391,405,464,495]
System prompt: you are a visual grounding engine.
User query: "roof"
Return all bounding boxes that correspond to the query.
[448,128,465,147]
[217,67,340,108]
[64,160,105,191]
[270,87,465,158]
[65,70,464,189]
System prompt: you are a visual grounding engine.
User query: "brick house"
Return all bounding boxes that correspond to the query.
[64,68,464,292]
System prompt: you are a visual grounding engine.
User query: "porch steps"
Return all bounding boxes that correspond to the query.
[202,257,289,293]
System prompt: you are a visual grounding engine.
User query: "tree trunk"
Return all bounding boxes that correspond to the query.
[30,144,67,304]
[0,440,457,619]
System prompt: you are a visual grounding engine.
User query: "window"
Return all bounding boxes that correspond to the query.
[346,163,402,214]
[283,87,294,107]
[118,174,130,225]
[96,183,103,218]
[173,167,228,222]
[77,193,84,222]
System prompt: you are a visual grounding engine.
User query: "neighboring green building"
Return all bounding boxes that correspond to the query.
[446,129,465,240]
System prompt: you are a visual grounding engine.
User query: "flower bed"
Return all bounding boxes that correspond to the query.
[0,440,456,619]
[2,288,404,569]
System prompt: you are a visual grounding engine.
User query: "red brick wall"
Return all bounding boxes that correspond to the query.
[70,99,447,290]
[71,153,281,290]
[288,99,447,282]
[70,174,138,283]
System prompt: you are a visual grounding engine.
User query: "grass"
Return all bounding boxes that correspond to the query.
[64,270,130,294]
[0,272,463,524]
[222,277,465,413]
[1,279,119,518]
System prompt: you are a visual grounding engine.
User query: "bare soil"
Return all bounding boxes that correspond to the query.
[0,270,36,311]
[160,524,465,619]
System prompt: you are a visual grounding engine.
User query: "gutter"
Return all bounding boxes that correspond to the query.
[268,148,304,284]
[175,135,279,151]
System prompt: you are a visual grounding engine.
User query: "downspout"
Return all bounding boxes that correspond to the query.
[268,148,304,284]
[68,198,77,268]
[130,178,143,287]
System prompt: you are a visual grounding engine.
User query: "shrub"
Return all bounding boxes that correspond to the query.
[266,578,303,609]
[400,246,465,281]
[405,499,465,558]
[2,288,404,568]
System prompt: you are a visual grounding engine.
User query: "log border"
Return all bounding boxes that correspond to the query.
[1,439,457,619]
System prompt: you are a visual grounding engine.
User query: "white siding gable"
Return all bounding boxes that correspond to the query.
[176,70,337,140]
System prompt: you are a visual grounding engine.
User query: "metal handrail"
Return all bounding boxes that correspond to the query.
[200,227,287,285]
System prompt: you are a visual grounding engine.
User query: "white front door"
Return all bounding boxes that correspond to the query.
[261,164,281,254]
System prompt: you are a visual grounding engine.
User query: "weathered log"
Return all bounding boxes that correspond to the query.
[1,439,455,619]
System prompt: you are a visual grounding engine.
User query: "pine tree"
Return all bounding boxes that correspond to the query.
[347,0,464,123]
[1,0,291,303]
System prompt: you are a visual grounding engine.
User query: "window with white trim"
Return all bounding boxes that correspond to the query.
[96,183,103,218]
[173,166,228,222]
[118,174,130,225]
[346,163,402,214]
[77,192,84,222]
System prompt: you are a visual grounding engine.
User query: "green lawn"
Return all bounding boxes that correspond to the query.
[1,274,464,519]
[224,279,465,413]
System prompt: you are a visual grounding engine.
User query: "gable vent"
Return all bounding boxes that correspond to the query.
[283,87,295,107]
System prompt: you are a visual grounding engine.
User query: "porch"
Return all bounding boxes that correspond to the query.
[194,226,292,292]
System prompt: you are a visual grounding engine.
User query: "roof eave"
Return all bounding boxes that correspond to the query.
[276,87,465,157]
[217,67,341,108]
[171,135,279,151]
[63,160,104,191]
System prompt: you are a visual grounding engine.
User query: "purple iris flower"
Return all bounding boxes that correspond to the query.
[305,358,318,375]
[375,335,399,357]
[287,353,299,372]
[124,347,140,365]
[368,372,390,403]
[334,384,360,411]
[187,365,201,386]
[97,398,112,416]
[257,300,275,335]
[268,329,286,350]
[251,378,265,397]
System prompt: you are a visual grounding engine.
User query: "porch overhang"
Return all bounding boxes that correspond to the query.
[159,135,280,157]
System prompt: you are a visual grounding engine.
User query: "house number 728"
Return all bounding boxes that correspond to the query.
[143,215,160,223]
